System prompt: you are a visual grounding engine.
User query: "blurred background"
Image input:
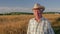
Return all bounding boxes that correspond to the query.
[0,0,60,34]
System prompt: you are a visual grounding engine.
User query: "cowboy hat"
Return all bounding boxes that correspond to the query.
[32,3,45,11]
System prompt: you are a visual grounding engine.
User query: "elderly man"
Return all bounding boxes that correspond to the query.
[27,3,55,34]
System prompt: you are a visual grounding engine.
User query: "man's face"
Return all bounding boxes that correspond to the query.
[33,9,43,18]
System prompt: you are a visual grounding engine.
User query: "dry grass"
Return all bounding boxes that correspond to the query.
[0,14,60,34]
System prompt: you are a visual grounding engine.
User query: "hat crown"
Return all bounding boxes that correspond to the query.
[33,3,41,8]
[32,3,45,11]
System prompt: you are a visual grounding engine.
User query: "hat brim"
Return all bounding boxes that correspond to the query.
[32,6,45,10]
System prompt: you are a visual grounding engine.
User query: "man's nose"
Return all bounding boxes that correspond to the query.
[36,12,39,15]
[36,12,39,14]
[36,12,38,14]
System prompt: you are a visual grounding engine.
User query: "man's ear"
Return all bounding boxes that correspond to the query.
[40,9,43,11]
[41,11,43,13]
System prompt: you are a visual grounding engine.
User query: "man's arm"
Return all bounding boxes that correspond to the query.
[27,20,31,34]
[27,24,30,34]
[47,21,55,34]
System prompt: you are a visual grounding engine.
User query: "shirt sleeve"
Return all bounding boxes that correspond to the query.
[27,20,31,34]
[47,21,55,34]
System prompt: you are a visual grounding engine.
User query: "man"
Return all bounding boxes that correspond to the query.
[27,3,55,34]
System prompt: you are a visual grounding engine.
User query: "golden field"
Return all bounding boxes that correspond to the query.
[0,14,60,34]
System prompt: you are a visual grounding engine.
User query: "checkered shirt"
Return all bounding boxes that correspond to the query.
[27,17,55,34]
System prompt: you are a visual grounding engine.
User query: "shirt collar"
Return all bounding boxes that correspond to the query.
[33,17,44,23]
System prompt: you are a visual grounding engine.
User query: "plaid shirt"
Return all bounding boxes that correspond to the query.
[27,17,55,34]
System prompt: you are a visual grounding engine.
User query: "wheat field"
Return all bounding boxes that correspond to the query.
[0,14,60,34]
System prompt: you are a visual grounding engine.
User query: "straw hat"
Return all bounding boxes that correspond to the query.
[32,3,45,11]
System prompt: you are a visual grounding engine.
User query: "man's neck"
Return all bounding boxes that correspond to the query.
[35,16,42,22]
[35,15,42,19]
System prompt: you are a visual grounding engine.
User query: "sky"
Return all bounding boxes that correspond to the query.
[0,0,60,13]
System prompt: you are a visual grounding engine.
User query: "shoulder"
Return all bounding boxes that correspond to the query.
[43,17,50,22]
[43,18,52,28]
[29,18,34,22]
[43,17,51,24]
[28,18,34,24]
[42,17,48,22]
